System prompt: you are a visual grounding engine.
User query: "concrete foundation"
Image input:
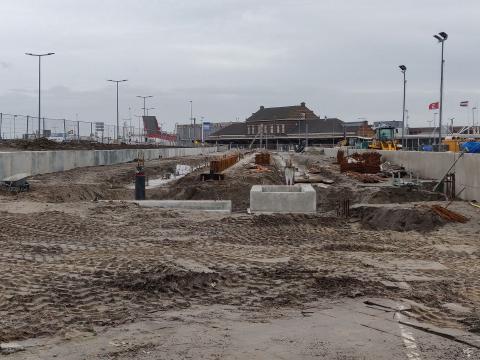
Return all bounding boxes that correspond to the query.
[0,146,223,180]
[109,200,232,213]
[322,147,480,201]
[250,184,317,213]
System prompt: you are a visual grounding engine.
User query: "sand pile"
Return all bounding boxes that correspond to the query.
[353,205,446,232]
[104,263,219,293]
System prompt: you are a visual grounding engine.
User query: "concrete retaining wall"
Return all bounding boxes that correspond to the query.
[321,147,480,201]
[117,200,232,213]
[0,147,221,180]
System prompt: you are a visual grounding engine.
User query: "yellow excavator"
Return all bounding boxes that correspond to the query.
[368,124,400,151]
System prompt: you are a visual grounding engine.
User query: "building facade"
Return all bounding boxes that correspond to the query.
[207,102,373,148]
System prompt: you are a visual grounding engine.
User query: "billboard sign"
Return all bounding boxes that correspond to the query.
[95,122,104,132]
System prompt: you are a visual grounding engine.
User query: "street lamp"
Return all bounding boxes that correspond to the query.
[473,107,477,131]
[399,65,407,149]
[136,95,153,116]
[433,31,448,148]
[449,117,455,134]
[25,52,55,137]
[189,100,193,125]
[107,79,128,141]
[145,107,155,116]
[134,114,143,142]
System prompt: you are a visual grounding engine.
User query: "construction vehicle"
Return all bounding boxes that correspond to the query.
[1,173,30,193]
[442,137,462,152]
[368,124,400,151]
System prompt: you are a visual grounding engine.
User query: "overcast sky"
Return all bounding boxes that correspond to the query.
[1,0,479,131]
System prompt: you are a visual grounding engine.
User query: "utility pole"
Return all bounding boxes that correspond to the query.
[433,32,448,150]
[189,100,194,143]
[108,79,128,141]
[302,113,308,147]
[399,65,407,149]
[329,116,334,146]
[25,52,55,137]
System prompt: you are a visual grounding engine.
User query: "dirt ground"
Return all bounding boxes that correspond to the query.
[0,138,186,151]
[1,150,480,359]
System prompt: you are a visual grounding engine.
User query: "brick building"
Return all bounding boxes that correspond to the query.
[207,102,374,148]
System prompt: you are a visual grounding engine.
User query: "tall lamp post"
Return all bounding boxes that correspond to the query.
[189,100,193,125]
[189,100,195,142]
[399,65,407,150]
[433,31,448,149]
[473,107,477,132]
[134,115,143,142]
[136,95,153,116]
[25,52,54,137]
[107,79,128,141]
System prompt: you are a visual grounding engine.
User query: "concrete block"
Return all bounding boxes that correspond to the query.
[61,151,75,171]
[0,152,13,179]
[11,152,32,176]
[105,200,232,213]
[250,184,317,214]
[94,150,107,166]
[49,151,65,173]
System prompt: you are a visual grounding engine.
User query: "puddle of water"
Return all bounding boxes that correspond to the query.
[127,164,204,189]
[175,164,192,176]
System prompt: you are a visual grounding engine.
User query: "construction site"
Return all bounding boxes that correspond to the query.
[0,140,479,359]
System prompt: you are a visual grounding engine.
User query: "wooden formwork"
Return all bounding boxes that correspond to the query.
[255,152,271,166]
[210,154,239,173]
[201,153,240,181]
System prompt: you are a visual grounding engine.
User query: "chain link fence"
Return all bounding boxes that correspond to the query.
[0,112,183,145]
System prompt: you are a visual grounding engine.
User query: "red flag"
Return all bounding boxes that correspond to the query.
[429,102,439,110]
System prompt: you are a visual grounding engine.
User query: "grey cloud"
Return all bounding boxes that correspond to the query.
[1,0,480,130]
[0,61,12,69]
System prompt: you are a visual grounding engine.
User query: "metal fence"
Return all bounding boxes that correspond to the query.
[0,112,178,145]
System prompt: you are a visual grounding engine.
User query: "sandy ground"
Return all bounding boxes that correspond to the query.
[1,151,480,359]
[0,138,183,151]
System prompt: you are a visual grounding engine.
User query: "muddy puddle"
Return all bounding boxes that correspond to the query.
[126,164,206,190]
